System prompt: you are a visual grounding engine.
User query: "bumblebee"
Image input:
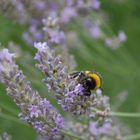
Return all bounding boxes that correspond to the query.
[70,71,102,96]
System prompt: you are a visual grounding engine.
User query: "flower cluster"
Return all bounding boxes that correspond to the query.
[85,18,127,48]
[0,49,64,139]
[42,13,76,71]
[88,89,110,122]
[1,0,98,45]
[105,31,127,49]
[0,0,126,52]
[0,0,132,140]
[89,121,122,139]
[42,13,65,46]
[34,42,91,114]
[0,45,124,140]
[34,42,123,139]
[65,120,122,140]
[34,42,110,117]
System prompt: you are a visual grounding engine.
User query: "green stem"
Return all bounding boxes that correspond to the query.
[92,108,140,118]
[124,133,140,140]
[0,112,26,125]
[110,112,140,118]
[61,130,85,140]
[47,122,83,140]
[0,103,18,116]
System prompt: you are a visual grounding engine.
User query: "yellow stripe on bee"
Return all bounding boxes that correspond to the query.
[85,71,101,88]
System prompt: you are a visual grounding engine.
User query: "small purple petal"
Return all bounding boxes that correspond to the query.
[96,88,102,97]
[34,42,48,51]
[28,105,41,118]
[55,114,64,128]
[60,7,77,23]
[105,38,113,47]
[36,1,46,11]
[90,25,101,39]
[74,84,84,95]
[89,122,99,136]
[92,0,100,10]
[118,31,127,42]
[0,49,15,62]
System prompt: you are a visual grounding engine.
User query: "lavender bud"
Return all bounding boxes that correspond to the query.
[118,31,127,42]
[105,31,127,49]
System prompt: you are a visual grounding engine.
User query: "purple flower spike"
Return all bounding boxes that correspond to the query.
[60,7,77,23]
[34,42,96,114]
[0,48,65,139]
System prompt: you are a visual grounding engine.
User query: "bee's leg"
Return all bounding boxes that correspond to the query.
[84,90,91,96]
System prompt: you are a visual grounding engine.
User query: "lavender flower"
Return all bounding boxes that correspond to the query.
[0,49,64,139]
[89,121,122,139]
[42,14,76,71]
[0,47,125,140]
[118,31,127,42]
[34,42,91,114]
[35,1,46,11]
[105,31,127,49]
[0,0,101,44]
[91,0,101,10]
[23,25,44,45]
[0,0,29,24]
[105,38,113,47]
[48,30,65,45]
[42,13,66,46]
[89,24,102,39]
[85,18,102,39]
[66,120,122,140]
[0,0,127,51]
[60,7,77,23]
[0,133,11,140]
[0,1,130,138]
[34,42,111,117]
[89,89,110,120]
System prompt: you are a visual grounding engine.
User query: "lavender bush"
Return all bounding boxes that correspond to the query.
[0,42,136,140]
[0,49,65,139]
[0,0,127,50]
[0,0,140,140]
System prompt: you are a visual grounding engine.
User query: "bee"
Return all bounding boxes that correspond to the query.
[70,71,102,96]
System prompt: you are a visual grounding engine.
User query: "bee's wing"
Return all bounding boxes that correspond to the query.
[70,72,81,78]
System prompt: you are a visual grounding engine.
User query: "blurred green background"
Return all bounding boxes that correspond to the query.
[0,0,140,139]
